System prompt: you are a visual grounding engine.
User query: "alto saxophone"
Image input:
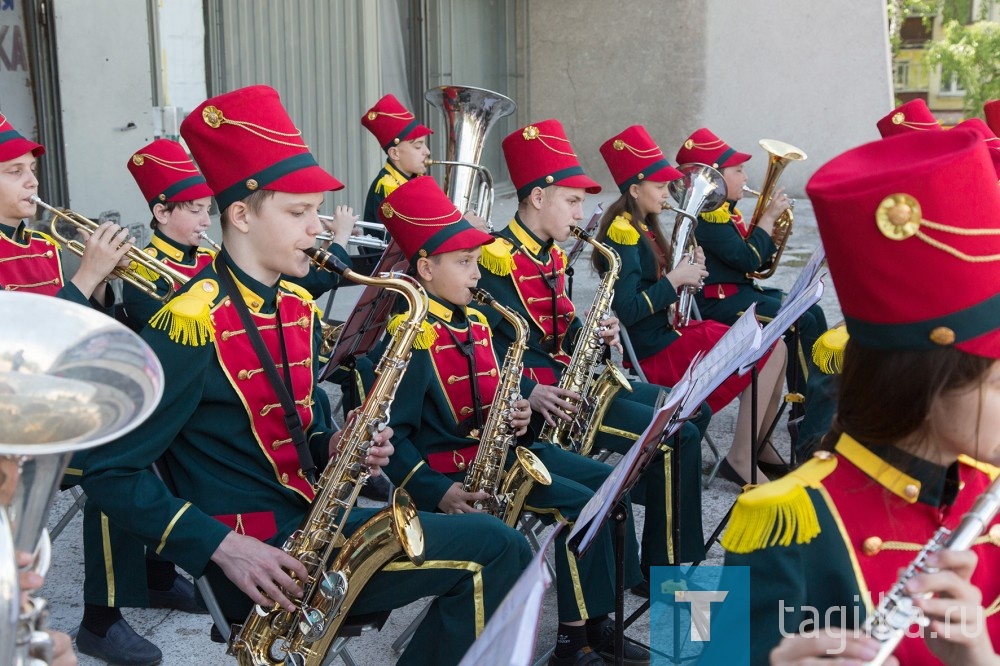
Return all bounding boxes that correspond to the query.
[863,473,1000,665]
[539,227,632,457]
[230,248,428,666]
[462,288,551,528]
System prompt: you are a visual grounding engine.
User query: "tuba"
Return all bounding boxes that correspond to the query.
[462,288,551,528]
[0,292,164,665]
[424,85,516,226]
[742,139,807,280]
[540,227,632,457]
[231,247,426,666]
[31,196,192,299]
[664,163,727,328]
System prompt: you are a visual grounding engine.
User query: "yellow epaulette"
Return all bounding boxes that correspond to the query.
[720,453,837,555]
[278,279,321,318]
[196,247,217,259]
[386,312,437,350]
[701,202,732,224]
[467,306,491,330]
[606,215,640,246]
[958,455,1000,481]
[374,173,401,198]
[479,238,515,276]
[148,279,219,346]
[553,244,568,264]
[812,325,849,375]
[32,228,62,249]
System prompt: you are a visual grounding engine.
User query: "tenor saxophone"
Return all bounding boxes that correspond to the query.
[863,473,1000,665]
[539,227,632,457]
[462,288,551,528]
[230,248,428,666]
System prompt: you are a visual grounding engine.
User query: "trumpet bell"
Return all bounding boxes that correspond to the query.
[666,163,728,218]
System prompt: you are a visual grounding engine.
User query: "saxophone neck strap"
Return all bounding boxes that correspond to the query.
[216,252,317,484]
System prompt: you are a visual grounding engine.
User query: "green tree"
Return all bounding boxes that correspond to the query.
[926,17,1000,116]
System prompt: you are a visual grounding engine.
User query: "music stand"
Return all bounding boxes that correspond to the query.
[318,240,409,383]
[565,203,604,299]
[458,526,561,666]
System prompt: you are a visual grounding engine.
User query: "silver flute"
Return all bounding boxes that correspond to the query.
[864,473,1000,665]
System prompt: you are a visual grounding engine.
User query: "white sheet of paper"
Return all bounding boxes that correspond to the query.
[739,278,825,373]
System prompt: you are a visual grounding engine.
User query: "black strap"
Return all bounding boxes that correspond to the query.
[216,253,317,484]
[443,323,485,437]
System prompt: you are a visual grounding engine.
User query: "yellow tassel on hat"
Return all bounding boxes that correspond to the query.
[148,279,219,346]
[386,313,437,350]
[720,454,837,554]
[479,238,515,276]
[606,215,640,246]
[812,325,849,375]
[700,202,732,224]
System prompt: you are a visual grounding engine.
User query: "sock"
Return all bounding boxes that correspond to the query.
[585,615,610,647]
[81,603,123,637]
[555,622,588,659]
[145,556,178,592]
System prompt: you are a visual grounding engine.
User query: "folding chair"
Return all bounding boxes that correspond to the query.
[616,320,723,487]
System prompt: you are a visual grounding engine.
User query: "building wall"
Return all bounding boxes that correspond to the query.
[520,0,893,195]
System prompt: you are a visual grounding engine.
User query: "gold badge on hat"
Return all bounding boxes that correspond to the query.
[875,194,921,240]
[892,112,906,126]
[929,326,956,346]
[684,139,694,150]
[132,155,145,166]
[523,125,540,141]
[368,111,378,121]
[203,106,224,129]
[381,202,395,219]
[246,179,259,191]
[613,139,625,151]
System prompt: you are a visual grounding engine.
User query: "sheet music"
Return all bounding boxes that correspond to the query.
[568,391,684,557]
[739,278,825,373]
[458,527,560,666]
[783,244,826,308]
[678,307,763,420]
[565,203,604,268]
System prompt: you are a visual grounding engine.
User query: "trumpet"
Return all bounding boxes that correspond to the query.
[199,232,221,252]
[316,217,389,250]
[31,196,191,301]
[741,139,806,279]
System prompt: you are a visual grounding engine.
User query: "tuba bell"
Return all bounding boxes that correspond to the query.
[742,139,807,279]
[0,292,164,665]
[663,163,728,328]
[424,85,516,227]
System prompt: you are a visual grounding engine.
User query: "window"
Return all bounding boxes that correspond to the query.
[895,61,911,89]
[940,70,965,96]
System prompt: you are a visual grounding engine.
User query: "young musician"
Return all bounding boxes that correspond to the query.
[476,119,714,582]
[595,125,789,485]
[378,176,649,666]
[674,128,832,455]
[723,128,1000,665]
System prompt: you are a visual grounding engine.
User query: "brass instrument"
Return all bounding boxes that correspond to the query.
[463,288,551,527]
[231,246,426,666]
[863,474,1000,665]
[0,292,164,665]
[424,85,517,227]
[31,196,191,300]
[199,232,221,252]
[742,139,807,280]
[540,227,632,457]
[663,163,728,328]
[317,217,389,251]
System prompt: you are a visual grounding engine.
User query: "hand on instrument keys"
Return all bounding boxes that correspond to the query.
[329,409,394,476]
[438,482,489,515]
[759,186,792,235]
[212,532,309,613]
[665,248,708,290]
[320,204,358,250]
[770,632,898,665]
[528,384,580,426]
[71,221,134,300]
[596,313,623,355]
[17,551,79,666]
[510,398,532,436]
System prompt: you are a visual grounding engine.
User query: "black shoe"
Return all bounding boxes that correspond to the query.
[759,459,792,479]
[629,577,649,598]
[549,646,605,666]
[76,618,163,666]
[717,459,751,487]
[359,473,392,502]
[589,618,650,666]
[148,575,207,615]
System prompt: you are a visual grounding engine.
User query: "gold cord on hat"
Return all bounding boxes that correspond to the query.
[380,202,461,226]
[890,111,940,131]
[613,139,663,160]
[683,137,726,151]
[131,153,199,172]
[368,109,414,122]
[0,112,8,129]
[201,105,306,148]
[876,193,1000,262]
[521,125,577,157]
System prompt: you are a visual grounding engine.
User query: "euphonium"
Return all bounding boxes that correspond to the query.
[540,227,632,457]
[31,196,192,300]
[863,473,1000,665]
[463,288,551,528]
[424,85,516,226]
[742,139,807,280]
[663,163,727,328]
[0,292,164,666]
[230,247,426,666]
